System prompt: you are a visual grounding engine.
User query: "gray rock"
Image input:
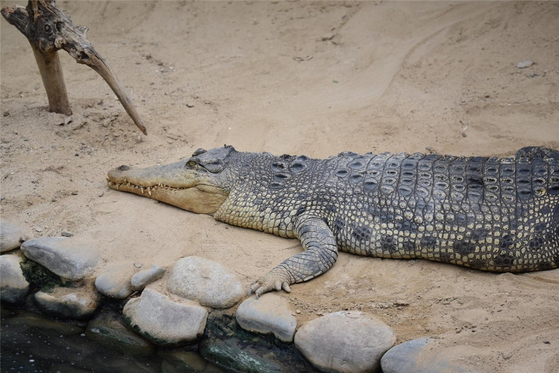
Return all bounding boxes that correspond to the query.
[131,264,165,291]
[381,338,481,373]
[201,311,318,373]
[167,256,244,309]
[0,219,29,253]
[95,262,137,299]
[294,311,395,373]
[0,253,30,303]
[200,336,286,373]
[34,285,100,319]
[517,60,534,69]
[86,310,155,357]
[236,293,297,342]
[21,237,100,281]
[123,288,208,346]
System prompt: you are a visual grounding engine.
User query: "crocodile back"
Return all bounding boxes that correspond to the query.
[217,147,559,273]
[322,149,559,272]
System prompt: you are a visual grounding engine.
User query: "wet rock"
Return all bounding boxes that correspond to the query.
[1,308,85,367]
[200,335,285,373]
[236,293,297,342]
[19,256,65,291]
[167,256,244,308]
[85,355,159,373]
[95,262,137,299]
[131,264,165,291]
[86,310,155,356]
[123,288,208,346]
[159,350,206,372]
[0,253,30,304]
[201,311,317,373]
[381,337,482,373]
[158,349,224,373]
[0,218,29,253]
[294,311,395,373]
[21,237,100,281]
[34,284,100,319]
[7,308,84,335]
[2,308,158,373]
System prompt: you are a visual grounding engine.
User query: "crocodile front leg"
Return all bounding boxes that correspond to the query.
[249,214,339,298]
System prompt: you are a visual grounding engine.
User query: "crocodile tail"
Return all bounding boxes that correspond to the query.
[515,147,559,160]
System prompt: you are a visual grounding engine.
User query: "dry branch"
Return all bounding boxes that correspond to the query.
[1,0,147,135]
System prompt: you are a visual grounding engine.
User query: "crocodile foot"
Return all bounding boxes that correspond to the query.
[248,270,292,299]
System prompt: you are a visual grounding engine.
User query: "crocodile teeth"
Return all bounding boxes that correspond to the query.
[148,187,152,196]
[141,187,144,194]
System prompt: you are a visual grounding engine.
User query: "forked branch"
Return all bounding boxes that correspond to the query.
[1,0,147,135]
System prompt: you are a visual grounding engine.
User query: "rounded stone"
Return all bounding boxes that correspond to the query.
[381,338,432,373]
[236,293,297,342]
[381,338,482,373]
[123,288,208,346]
[95,262,137,299]
[131,264,165,291]
[0,253,30,304]
[167,256,244,309]
[21,237,100,281]
[0,219,29,253]
[294,311,396,373]
[34,285,100,320]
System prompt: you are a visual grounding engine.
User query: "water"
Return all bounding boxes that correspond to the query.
[0,306,226,373]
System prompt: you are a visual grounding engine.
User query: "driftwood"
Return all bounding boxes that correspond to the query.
[1,0,147,135]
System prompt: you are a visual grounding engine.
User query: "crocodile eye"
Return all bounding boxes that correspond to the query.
[44,24,51,32]
[187,160,197,168]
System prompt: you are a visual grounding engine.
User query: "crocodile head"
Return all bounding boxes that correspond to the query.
[107,146,236,214]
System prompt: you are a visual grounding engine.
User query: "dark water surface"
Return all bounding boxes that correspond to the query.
[0,306,226,373]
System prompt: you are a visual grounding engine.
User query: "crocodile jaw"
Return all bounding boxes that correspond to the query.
[107,161,227,214]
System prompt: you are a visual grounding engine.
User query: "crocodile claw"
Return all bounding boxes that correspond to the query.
[248,276,291,299]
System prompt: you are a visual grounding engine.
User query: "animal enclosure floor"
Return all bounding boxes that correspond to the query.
[1,1,558,372]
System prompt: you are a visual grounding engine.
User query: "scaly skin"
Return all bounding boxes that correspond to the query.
[107,146,559,297]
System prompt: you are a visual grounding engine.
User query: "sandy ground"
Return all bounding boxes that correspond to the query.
[1,1,559,372]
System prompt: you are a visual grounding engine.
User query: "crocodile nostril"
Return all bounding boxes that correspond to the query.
[118,165,131,171]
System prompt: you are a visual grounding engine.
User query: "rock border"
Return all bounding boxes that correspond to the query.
[1,225,472,373]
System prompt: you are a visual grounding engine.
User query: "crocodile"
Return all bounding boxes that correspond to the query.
[107,146,559,297]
